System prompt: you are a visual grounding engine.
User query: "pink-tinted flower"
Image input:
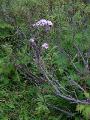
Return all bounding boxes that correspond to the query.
[33,19,47,27]
[42,43,49,49]
[33,19,53,31]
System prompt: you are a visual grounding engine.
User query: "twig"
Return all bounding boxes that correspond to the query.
[47,103,75,117]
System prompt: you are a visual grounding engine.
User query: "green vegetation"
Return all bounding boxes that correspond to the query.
[0,0,90,119]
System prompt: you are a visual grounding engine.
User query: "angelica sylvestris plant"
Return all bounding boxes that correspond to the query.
[30,19,90,106]
[0,0,90,119]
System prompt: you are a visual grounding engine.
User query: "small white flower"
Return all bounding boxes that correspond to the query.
[47,20,53,26]
[42,43,49,49]
[29,38,35,43]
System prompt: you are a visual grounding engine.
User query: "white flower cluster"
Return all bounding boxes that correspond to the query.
[30,38,49,50]
[30,19,52,50]
[33,19,53,30]
[42,43,49,49]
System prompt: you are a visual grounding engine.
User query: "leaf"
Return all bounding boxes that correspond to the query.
[86,79,90,86]
[84,91,90,98]
[76,104,85,113]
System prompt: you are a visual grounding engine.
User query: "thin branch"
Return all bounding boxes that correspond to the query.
[47,103,75,117]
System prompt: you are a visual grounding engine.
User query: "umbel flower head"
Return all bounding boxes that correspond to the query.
[33,19,53,31]
[42,43,49,49]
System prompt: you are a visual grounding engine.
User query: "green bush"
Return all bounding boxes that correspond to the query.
[0,0,90,120]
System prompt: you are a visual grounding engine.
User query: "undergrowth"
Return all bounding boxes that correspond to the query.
[0,0,90,120]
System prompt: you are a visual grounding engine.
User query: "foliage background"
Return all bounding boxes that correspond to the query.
[0,0,90,120]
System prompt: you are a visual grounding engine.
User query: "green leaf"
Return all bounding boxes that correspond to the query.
[84,91,90,98]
